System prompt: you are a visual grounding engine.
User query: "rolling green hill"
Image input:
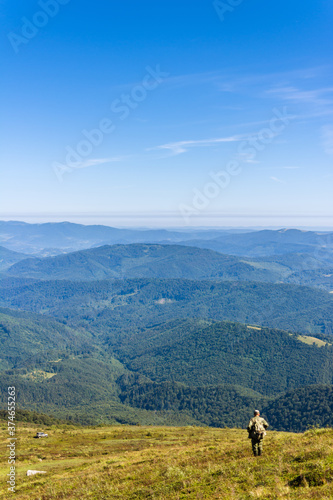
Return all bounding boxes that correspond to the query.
[117,378,333,432]
[5,243,286,282]
[5,242,333,291]
[0,246,28,271]
[1,278,332,336]
[285,268,333,291]
[0,307,93,371]
[2,303,333,429]
[180,228,333,259]
[0,355,140,425]
[0,408,69,425]
[117,374,268,427]
[4,239,333,294]
[112,319,333,396]
[0,309,201,426]
[263,384,333,432]
[2,235,333,431]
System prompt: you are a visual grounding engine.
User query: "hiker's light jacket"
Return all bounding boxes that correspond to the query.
[247,415,269,440]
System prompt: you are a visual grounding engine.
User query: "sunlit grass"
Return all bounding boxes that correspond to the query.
[297,335,331,347]
[1,423,333,499]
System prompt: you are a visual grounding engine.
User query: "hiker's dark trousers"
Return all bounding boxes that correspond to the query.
[251,438,263,456]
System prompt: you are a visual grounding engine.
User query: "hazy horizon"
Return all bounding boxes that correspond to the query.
[0,215,333,232]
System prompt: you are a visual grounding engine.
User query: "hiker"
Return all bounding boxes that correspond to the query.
[247,410,269,456]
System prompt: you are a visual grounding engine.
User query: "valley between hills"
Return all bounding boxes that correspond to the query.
[1,223,333,433]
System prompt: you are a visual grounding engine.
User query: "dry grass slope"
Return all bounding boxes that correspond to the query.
[297,335,331,347]
[2,423,333,499]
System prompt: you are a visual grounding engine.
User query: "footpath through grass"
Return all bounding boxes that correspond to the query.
[1,423,333,499]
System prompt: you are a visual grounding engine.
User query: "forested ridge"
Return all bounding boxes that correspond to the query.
[3,241,333,290]
[1,302,333,430]
[1,237,333,431]
[1,277,332,335]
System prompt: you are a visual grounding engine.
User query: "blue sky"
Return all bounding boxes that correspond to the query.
[1,0,333,227]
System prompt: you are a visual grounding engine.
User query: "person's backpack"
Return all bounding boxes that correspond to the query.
[253,419,266,439]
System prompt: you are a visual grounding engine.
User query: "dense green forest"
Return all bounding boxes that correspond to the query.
[0,351,201,426]
[110,319,333,395]
[1,303,333,429]
[0,408,70,425]
[4,242,333,290]
[0,307,93,370]
[285,268,333,290]
[1,230,333,432]
[5,244,283,282]
[0,277,332,336]
[263,385,333,432]
[0,246,28,271]
[118,374,268,427]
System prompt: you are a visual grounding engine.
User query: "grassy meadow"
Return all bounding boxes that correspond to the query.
[2,423,333,499]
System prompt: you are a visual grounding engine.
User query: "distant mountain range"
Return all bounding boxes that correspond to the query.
[0,246,28,271]
[3,242,333,291]
[1,221,332,262]
[0,220,235,255]
[2,243,287,282]
[179,228,333,260]
[2,220,333,431]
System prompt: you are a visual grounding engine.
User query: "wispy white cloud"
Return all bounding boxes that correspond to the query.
[296,109,333,120]
[321,125,333,155]
[267,86,333,106]
[271,176,286,184]
[245,159,261,164]
[215,66,329,93]
[110,65,328,95]
[147,136,244,156]
[75,157,128,169]
[173,66,329,91]
[107,70,221,93]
